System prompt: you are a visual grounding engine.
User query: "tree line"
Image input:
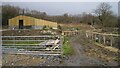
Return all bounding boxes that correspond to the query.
[2,3,118,28]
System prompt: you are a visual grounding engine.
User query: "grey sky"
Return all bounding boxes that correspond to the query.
[2,2,118,16]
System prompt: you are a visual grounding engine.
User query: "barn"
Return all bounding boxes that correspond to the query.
[9,15,57,29]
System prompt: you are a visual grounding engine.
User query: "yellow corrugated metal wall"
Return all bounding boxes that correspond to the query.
[9,15,57,28]
[35,19,57,28]
[9,15,35,26]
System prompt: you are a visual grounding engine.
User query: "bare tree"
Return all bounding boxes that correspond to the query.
[94,2,112,27]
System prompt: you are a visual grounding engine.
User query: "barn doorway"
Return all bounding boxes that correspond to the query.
[19,20,23,29]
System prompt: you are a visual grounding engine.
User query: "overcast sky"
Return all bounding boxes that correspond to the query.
[2,2,118,16]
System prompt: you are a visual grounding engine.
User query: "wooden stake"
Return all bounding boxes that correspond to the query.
[95,34,96,42]
[99,35,101,44]
[103,35,106,45]
[110,35,113,46]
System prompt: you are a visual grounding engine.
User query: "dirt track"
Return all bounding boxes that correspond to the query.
[38,34,118,66]
[61,33,118,66]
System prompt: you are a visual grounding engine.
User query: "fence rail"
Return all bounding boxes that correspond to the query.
[62,30,81,36]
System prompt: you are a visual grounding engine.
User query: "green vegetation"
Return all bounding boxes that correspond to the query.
[63,36,74,55]
[16,41,40,44]
[3,41,41,46]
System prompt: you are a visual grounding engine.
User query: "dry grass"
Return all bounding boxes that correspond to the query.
[95,43,119,53]
[59,23,94,30]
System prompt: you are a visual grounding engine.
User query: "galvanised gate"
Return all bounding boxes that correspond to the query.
[2,35,62,56]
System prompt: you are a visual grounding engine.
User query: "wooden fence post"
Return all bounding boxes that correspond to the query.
[110,35,113,47]
[99,34,101,44]
[94,34,96,42]
[92,33,93,40]
[103,35,106,45]
[86,32,88,38]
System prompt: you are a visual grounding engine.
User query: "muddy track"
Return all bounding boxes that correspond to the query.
[38,34,118,66]
[61,35,118,66]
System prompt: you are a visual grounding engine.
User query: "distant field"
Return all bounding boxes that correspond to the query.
[59,23,94,30]
[59,23,81,27]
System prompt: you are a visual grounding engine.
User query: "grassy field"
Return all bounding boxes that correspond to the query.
[62,36,74,55]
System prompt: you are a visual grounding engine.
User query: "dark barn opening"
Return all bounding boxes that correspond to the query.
[19,20,23,29]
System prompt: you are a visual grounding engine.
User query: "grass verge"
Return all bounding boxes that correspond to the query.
[62,36,74,55]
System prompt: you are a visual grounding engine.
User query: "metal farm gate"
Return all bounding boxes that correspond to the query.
[2,35,62,56]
